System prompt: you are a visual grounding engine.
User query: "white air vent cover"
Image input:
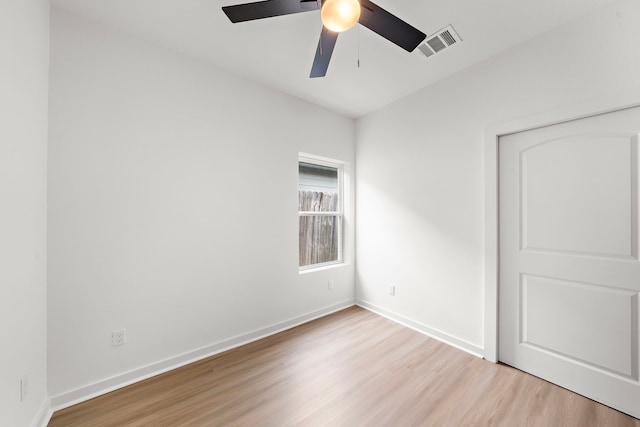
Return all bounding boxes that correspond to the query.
[417,25,461,58]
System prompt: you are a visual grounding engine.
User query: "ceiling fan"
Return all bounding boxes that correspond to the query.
[222,0,426,78]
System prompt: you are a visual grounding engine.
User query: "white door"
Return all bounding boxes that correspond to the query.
[499,106,640,418]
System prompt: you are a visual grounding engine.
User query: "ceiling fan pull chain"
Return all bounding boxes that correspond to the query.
[319,4,323,56]
[357,24,360,68]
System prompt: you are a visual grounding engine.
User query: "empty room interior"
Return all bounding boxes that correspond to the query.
[3,0,640,425]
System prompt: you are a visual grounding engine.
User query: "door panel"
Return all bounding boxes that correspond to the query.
[521,135,636,258]
[499,106,640,418]
[522,274,636,378]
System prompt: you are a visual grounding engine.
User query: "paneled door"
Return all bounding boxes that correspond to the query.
[499,106,640,418]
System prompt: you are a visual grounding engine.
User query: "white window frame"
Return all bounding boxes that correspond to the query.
[298,153,344,271]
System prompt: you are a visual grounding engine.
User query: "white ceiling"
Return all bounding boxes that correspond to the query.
[50,0,614,118]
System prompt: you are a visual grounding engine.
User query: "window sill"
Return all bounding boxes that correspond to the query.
[298,261,348,274]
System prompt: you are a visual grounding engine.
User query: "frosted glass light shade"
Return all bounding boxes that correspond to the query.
[321,0,361,33]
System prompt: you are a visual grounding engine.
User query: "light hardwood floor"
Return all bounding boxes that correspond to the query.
[49,306,640,426]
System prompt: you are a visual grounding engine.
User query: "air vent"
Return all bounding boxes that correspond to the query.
[417,25,462,59]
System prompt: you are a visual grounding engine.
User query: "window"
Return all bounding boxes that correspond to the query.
[298,155,343,269]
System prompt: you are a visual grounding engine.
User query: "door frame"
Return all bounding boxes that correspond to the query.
[483,89,640,362]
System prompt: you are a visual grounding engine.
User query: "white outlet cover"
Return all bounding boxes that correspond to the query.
[112,329,126,347]
[20,375,28,402]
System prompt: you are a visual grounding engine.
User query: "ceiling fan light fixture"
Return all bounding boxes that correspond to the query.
[321,0,361,33]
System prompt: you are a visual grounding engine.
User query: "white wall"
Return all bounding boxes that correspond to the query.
[0,0,50,425]
[355,0,640,353]
[48,8,355,402]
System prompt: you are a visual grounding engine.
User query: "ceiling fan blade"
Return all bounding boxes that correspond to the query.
[310,26,339,78]
[358,0,426,52]
[222,0,319,23]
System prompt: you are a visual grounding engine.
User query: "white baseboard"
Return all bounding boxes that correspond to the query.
[50,299,355,412]
[356,299,484,357]
[33,398,52,427]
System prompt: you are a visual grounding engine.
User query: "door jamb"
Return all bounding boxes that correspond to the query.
[483,89,640,362]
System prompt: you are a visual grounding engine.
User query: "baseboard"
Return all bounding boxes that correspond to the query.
[356,299,484,357]
[33,398,52,427]
[50,299,355,412]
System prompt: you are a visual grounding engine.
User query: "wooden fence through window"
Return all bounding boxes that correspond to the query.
[299,191,339,266]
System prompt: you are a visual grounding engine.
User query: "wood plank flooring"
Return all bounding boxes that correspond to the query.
[49,306,640,426]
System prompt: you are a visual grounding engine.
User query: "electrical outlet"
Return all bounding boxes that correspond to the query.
[328,280,334,290]
[112,329,126,347]
[20,375,28,402]
[389,285,396,296]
